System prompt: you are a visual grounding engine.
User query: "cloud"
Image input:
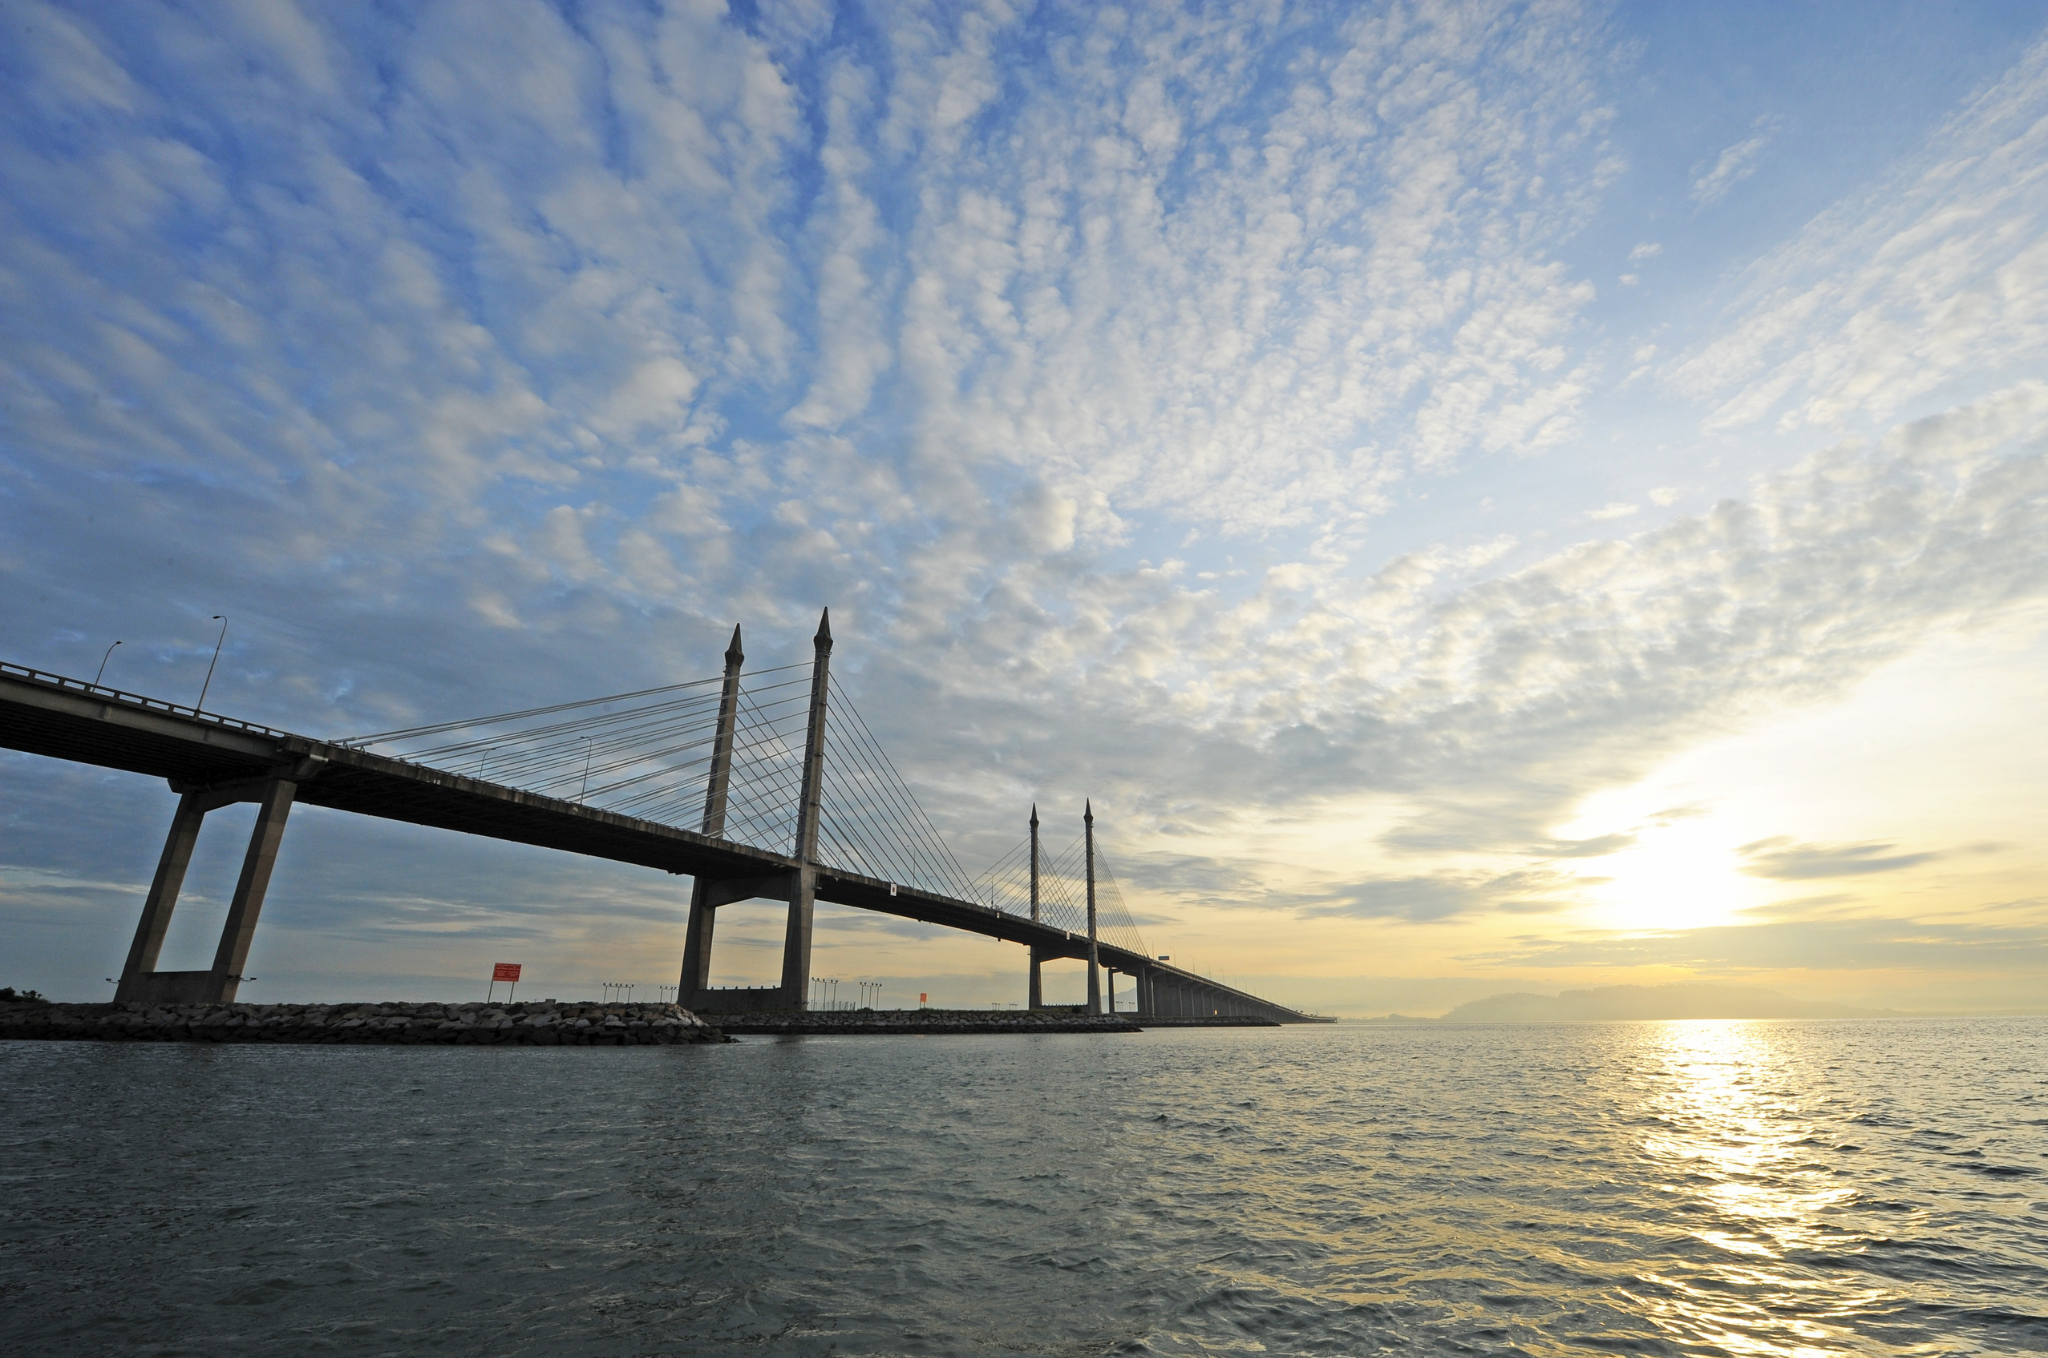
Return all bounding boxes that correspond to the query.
[1738,836,1943,880]
[1533,833,1636,859]
[1689,116,1778,205]
[1671,35,2048,434]
[1469,914,2048,982]
[881,0,1617,532]
[1309,867,1595,922]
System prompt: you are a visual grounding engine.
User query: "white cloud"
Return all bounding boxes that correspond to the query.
[1670,35,2048,436]
[594,357,702,437]
[1689,116,1777,205]
[882,1,1616,534]
[898,383,2048,904]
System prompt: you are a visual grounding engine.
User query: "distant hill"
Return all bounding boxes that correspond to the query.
[1439,983,1898,1023]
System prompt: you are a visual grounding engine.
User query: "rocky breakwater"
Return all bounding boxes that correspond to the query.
[718,1009,1141,1035]
[0,999,726,1046]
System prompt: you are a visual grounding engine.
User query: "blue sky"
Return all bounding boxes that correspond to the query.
[4,0,2047,1014]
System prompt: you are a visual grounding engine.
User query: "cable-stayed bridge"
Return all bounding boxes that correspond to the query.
[0,615,1315,1022]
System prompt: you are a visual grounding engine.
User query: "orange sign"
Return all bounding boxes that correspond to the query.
[919,992,927,1003]
[492,963,522,982]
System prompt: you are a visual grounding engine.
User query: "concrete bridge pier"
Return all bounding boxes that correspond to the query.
[115,759,321,1006]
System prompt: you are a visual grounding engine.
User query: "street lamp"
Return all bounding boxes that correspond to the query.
[93,640,121,687]
[195,616,227,710]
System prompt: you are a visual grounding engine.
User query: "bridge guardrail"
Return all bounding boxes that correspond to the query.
[0,661,292,740]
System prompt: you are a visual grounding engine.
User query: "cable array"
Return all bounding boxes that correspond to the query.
[340,665,809,838]
[970,830,1150,956]
[814,675,982,901]
[715,673,813,852]
[1086,844,1151,957]
[344,665,981,894]
[342,663,1142,952]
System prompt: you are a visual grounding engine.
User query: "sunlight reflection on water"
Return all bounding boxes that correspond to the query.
[1631,1022,1887,1357]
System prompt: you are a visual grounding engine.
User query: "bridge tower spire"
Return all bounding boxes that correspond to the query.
[678,624,744,1010]
[779,609,833,1010]
[1084,799,1102,1015]
[1026,804,1043,1010]
[700,625,744,837]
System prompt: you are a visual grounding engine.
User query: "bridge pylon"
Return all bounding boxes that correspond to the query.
[679,610,832,1015]
[1026,804,1043,1009]
[1084,801,1102,1015]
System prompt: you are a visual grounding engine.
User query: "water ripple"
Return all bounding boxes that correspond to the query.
[1,1019,2044,1354]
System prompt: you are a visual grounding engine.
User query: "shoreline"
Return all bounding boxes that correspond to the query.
[0,1000,1286,1043]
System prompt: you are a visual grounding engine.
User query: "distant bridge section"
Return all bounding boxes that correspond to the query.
[0,625,1320,1024]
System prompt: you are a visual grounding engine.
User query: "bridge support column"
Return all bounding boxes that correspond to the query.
[1026,805,1043,1009]
[1084,801,1101,1015]
[208,777,296,1004]
[777,612,831,1011]
[114,791,206,1003]
[678,878,718,1009]
[779,864,816,1009]
[115,773,301,1006]
[679,626,743,1013]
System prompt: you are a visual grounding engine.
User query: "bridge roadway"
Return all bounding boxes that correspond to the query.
[0,662,1312,1022]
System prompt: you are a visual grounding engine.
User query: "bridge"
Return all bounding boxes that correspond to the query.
[0,615,1315,1023]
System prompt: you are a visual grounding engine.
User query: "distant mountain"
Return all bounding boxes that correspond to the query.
[1439,983,1898,1023]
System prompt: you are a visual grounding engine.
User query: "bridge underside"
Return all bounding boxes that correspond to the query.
[1,665,1317,1022]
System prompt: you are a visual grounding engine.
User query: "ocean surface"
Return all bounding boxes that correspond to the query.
[2,1018,2044,1356]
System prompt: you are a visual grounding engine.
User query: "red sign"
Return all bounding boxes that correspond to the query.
[492,963,522,982]
[919,992,928,1003]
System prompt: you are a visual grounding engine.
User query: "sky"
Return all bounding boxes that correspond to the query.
[3,0,2046,1016]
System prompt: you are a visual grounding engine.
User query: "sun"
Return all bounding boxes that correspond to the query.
[1573,819,1767,933]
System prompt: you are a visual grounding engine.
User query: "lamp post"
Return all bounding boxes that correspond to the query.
[195,616,227,710]
[93,640,121,687]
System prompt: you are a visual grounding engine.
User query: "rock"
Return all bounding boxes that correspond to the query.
[0,998,728,1046]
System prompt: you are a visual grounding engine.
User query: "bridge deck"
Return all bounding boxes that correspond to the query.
[1,663,1311,1020]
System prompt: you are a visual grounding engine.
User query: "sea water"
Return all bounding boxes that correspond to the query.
[2,1018,2044,1355]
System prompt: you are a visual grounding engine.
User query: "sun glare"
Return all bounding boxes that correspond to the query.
[1576,820,1764,933]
